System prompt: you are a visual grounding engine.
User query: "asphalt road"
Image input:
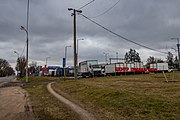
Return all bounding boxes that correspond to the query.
[0,76,16,87]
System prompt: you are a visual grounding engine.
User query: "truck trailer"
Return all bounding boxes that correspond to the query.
[105,62,146,75]
[148,62,169,72]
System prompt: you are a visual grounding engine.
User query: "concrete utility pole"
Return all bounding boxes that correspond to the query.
[26,0,29,82]
[20,26,28,82]
[68,8,82,80]
[20,0,29,82]
[171,38,180,70]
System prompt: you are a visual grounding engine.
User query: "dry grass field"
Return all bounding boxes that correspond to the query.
[23,78,80,120]
[53,72,180,120]
[20,72,180,120]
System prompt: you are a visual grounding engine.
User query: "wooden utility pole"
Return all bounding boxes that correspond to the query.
[171,38,180,70]
[73,9,78,80]
[68,8,82,80]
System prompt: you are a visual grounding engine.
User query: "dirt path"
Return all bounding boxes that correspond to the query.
[47,82,96,120]
[0,86,36,120]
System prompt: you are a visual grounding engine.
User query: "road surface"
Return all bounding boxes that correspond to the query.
[0,76,15,87]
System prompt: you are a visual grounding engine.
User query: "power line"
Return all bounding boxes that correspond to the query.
[78,0,95,10]
[89,0,121,19]
[81,14,168,54]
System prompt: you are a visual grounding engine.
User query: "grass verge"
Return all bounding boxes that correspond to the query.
[53,72,180,120]
[21,77,80,120]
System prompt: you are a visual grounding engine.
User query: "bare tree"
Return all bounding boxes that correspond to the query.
[0,58,14,77]
[174,56,179,69]
[5,66,14,76]
[156,58,164,63]
[15,56,26,77]
[147,56,156,64]
[146,56,164,68]
[166,52,174,68]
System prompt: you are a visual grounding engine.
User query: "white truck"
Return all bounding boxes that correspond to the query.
[105,63,116,75]
[79,60,98,77]
[91,64,106,77]
[79,60,105,77]
[149,62,169,72]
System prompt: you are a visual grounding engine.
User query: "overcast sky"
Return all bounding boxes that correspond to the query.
[0,0,180,68]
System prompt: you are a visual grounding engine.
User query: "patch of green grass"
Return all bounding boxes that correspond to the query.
[23,80,80,120]
[53,72,180,120]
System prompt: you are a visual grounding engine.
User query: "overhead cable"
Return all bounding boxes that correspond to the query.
[89,0,121,19]
[81,14,168,54]
[20,42,26,57]
[78,0,95,10]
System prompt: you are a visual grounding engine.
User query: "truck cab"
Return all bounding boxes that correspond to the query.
[91,64,105,77]
[79,60,105,77]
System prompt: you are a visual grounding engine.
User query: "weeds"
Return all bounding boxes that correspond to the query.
[53,72,180,120]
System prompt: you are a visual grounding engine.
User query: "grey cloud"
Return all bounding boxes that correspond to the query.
[0,0,180,68]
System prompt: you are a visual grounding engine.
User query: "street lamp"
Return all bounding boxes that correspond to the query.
[64,45,71,79]
[68,8,82,80]
[103,52,109,64]
[45,57,50,67]
[65,46,72,66]
[14,51,19,79]
[77,38,84,65]
[14,51,19,58]
[116,52,118,63]
[20,26,29,82]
